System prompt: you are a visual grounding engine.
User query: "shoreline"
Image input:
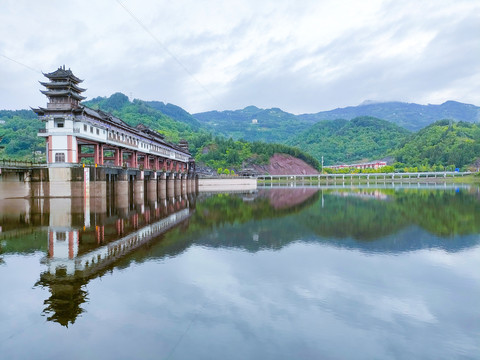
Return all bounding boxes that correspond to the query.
[257,174,480,185]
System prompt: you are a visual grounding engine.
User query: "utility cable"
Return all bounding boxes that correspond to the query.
[0,53,42,74]
[115,0,220,107]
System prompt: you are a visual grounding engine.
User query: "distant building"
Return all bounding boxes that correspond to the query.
[238,168,260,177]
[326,161,387,170]
[251,119,258,124]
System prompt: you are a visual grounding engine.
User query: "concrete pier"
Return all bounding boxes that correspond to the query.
[174,175,182,195]
[0,162,213,201]
[134,177,145,205]
[167,173,175,198]
[147,176,157,202]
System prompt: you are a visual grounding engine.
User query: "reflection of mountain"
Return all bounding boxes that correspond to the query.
[311,189,480,239]
[191,189,319,229]
[156,188,480,256]
[258,188,319,209]
[0,198,49,254]
[1,186,479,327]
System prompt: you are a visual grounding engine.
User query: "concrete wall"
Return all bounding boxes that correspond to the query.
[198,178,257,192]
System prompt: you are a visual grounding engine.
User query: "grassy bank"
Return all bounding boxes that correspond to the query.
[257,174,480,185]
[443,174,480,184]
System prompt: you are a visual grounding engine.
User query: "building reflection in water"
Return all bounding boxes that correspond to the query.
[35,187,324,326]
[0,184,326,327]
[3,184,476,327]
[34,184,196,327]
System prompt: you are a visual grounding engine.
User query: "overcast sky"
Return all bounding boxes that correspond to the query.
[0,0,479,114]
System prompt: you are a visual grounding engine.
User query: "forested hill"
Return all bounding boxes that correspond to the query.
[193,106,314,143]
[84,94,318,170]
[394,120,480,169]
[0,110,43,158]
[297,101,480,131]
[84,93,198,142]
[145,101,202,130]
[192,101,479,142]
[2,93,479,170]
[286,117,410,165]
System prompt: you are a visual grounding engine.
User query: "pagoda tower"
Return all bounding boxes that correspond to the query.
[33,66,88,164]
[39,65,86,110]
[33,66,194,174]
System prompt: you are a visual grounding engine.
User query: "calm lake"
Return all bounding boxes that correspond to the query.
[0,184,479,359]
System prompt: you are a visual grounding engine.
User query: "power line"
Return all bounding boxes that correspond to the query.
[0,53,42,74]
[115,0,219,106]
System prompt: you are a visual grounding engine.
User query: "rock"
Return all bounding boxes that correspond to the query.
[251,154,319,175]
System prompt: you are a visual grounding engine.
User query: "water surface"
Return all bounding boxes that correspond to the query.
[0,185,479,359]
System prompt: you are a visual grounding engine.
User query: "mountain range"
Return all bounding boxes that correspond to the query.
[1,95,479,169]
[191,100,480,167]
[296,100,480,131]
[193,100,480,138]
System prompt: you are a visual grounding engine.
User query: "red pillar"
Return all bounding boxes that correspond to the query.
[47,136,52,163]
[132,151,138,168]
[114,148,121,167]
[98,144,104,165]
[75,140,79,163]
[94,144,99,165]
[67,135,73,163]
[77,144,82,163]
[144,155,149,170]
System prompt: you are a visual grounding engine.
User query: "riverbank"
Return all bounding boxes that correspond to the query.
[257,175,480,185]
[444,174,480,184]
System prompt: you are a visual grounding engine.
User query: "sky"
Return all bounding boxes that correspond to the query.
[0,0,479,114]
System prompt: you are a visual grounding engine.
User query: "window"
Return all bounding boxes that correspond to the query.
[54,117,64,128]
[56,232,66,241]
[55,153,65,163]
[96,129,99,135]
[84,124,87,131]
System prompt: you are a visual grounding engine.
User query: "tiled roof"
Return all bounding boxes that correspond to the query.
[43,66,83,83]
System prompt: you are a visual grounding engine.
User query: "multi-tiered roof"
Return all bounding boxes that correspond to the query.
[40,65,86,102]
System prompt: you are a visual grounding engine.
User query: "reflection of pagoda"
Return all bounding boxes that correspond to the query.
[36,268,88,327]
[35,195,192,326]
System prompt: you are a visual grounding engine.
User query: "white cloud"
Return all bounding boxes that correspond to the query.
[0,0,478,113]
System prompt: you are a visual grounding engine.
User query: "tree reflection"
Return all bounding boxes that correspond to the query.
[2,185,479,327]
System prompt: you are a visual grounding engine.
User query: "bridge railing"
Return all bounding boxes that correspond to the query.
[257,171,473,181]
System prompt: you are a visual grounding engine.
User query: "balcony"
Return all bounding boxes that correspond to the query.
[107,133,138,148]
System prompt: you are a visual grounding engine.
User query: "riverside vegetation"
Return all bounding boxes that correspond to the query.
[0,92,479,172]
